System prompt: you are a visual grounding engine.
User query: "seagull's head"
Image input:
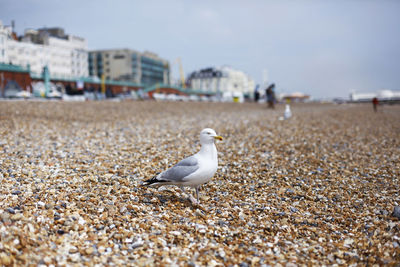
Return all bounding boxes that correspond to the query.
[200,128,223,144]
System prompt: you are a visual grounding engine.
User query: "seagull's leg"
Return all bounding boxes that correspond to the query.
[195,186,200,204]
[189,194,198,205]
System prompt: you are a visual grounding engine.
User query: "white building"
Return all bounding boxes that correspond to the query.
[0,20,88,78]
[349,90,400,102]
[187,66,255,100]
[0,21,10,63]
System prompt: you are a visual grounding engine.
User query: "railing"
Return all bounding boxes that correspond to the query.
[0,63,216,96]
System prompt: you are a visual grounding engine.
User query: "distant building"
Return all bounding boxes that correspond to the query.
[0,20,88,78]
[187,66,255,98]
[350,90,400,102]
[0,22,8,63]
[88,49,170,87]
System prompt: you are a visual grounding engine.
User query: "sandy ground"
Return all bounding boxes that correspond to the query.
[0,101,399,266]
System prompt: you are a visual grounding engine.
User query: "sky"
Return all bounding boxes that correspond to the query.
[1,0,399,98]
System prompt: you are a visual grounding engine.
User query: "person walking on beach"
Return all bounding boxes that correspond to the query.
[254,85,260,103]
[372,97,379,112]
[265,83,276,109]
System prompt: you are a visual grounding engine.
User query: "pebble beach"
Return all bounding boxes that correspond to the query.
[0,101,399,266]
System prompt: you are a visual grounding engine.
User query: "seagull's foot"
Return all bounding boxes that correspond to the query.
[188,194,199,206]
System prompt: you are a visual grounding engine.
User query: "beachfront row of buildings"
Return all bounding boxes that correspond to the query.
[0,20,255,99]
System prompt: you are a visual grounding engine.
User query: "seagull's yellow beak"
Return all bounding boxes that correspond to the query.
[214,135,223,141]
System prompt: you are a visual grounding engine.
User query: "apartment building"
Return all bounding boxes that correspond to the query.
[0,22,8,63]
[0,21,88,78]
[89,49,169,86]
[187,66,255,96]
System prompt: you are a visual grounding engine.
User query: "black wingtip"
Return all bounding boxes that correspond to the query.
[142,177,156,186]
[142,173,164,186]
[142,179,154,186]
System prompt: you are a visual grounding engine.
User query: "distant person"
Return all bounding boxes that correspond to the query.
[372,97,379,112]
[65,84,72,95]
[265,83,276,109]
[106,87,113,98]
[93,86,99,100]
[254,88,260,103]
[137,88,144,100]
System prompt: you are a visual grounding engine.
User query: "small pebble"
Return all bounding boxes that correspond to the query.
[290,207,299,213]
[6,208,16,214]
[392,206,400,219]
[57,229,65,235]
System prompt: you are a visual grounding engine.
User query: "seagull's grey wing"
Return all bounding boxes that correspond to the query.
[175,156,198,167]
[159,156,199,182]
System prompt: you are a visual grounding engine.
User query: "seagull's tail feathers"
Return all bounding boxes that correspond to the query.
[142,173,168,187]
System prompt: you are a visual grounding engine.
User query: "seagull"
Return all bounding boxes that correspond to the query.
[284,104,292,119]
[143,128,223,205]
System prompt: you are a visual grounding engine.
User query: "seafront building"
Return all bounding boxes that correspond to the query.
[187,66,255,100]
[0,20,240,100]
[0,21,88,78]
[0,22,9,63]
[89,49,170,87]
[349,90,400,102]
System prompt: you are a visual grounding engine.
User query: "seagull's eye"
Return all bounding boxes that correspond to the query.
[207,132,211,135]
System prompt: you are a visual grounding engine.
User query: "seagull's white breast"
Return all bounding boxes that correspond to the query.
[181,144,218,186]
